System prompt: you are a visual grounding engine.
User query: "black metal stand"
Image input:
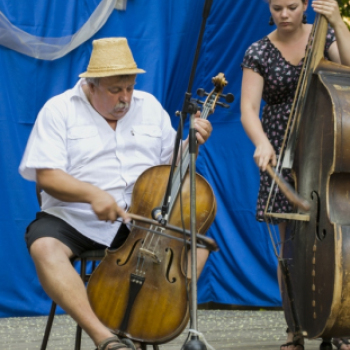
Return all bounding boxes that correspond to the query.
[158,0,213,227]
[151,0,214,349]
[182,113,206,350]
[181,1,213,349]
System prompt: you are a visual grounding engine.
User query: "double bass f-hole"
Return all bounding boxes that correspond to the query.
[310,191,326,241]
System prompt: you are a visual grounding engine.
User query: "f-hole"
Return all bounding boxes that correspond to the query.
[311,191,326,241]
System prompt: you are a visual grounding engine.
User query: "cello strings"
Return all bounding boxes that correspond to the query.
[125,220,207,247]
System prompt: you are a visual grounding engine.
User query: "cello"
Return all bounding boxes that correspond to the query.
[264,12,350,345]
[86,73,229,345]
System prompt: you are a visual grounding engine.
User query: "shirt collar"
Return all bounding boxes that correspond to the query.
[68,78,89,103]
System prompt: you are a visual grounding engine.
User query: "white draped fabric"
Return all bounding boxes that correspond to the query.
[0,0,116,60]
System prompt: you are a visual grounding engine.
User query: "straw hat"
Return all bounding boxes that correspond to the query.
[79,37,145,78]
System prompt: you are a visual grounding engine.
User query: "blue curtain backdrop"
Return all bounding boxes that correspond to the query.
[0,0,316,317]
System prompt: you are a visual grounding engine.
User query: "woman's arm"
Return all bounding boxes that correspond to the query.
[313,0,350,65]
[241,68,276,171]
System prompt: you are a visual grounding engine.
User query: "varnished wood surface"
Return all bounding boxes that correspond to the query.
[0,310,325,349]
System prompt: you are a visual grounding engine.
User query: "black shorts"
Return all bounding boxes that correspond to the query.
[25,212,130,256]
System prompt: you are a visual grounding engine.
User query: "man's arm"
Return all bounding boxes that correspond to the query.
[36,168,129,223]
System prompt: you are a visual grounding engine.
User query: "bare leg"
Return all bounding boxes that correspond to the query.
[30,237,129,349]
[278,223,303,350]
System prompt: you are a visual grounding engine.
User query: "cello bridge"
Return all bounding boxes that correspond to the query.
[139,248,161,264]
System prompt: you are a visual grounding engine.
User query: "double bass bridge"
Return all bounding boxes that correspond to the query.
[265,212,310,221]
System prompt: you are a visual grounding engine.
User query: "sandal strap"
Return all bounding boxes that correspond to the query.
[337,339,347,350]
[342,338,350,345]
[281,342,293,350]
[280,341,304,350]
[120,338,137,350]
[333,338,350,349]
[97,336,128,350]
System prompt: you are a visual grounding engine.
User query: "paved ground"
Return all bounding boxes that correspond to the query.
[0,309,328,350]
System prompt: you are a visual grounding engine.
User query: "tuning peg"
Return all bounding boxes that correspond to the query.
[221,93,234,103]
[195,99,204,105]
[196,88,208,97]
[216,101,230,108]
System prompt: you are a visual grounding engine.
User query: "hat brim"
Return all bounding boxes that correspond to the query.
[79,68,146,78]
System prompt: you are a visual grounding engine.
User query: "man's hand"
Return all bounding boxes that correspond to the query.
[194,112,213,145]
[36,168,130,224]
[90,190,130,223]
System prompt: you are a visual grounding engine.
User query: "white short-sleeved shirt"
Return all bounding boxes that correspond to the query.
[19,79,176,246]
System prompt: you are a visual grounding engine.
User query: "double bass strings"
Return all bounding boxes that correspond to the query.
[265,15,319,223]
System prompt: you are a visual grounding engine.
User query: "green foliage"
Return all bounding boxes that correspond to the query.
[337,0,350,29]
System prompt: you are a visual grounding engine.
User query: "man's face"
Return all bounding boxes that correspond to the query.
[89,74,136,122]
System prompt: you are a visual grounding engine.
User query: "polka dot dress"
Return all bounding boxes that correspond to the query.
[241,26,336,222]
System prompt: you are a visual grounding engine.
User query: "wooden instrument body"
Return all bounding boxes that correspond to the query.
[283,59,350,338]
[87,164,217,344]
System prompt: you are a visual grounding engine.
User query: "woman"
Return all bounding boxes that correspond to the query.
[240,0,350,349]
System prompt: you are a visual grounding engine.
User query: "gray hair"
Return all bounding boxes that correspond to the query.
[85,77,100,86]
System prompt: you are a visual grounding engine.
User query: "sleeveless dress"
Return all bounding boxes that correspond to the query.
[241,26,336,222]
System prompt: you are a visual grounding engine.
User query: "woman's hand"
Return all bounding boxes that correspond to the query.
[312,0,342,27]
[253,140,277,171]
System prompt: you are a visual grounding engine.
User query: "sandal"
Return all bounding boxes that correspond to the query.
[120,337,148,350]
[280,328,304,350]
[96,336,132,350]
[333,338,350,350]
[280,341,304,350]
[120,338,136,350]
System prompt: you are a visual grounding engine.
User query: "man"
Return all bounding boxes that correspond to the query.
[19,37,212,350]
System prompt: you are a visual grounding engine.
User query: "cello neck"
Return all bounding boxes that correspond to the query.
[166,73,229,217]
[167,94,216,216]
[176,93,215,171]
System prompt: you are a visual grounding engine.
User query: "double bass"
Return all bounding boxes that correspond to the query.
[86,74,229,345]
[265,13,350,344]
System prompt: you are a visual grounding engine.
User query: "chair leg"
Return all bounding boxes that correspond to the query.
[153,345,160,350]
[74,324,82,350]
[73,257,87,350]
[40,301,57,350]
